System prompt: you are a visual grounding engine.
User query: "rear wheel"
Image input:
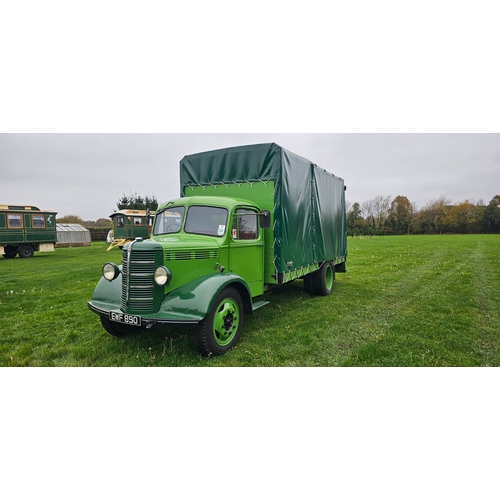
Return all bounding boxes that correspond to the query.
[304,273,315,294]
[304,261,335,296]
[19,244,34,258]
[194,287,243,356]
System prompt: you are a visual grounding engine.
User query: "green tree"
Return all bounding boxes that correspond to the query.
[57,215,85,224]
[346,202,365,235]
[483,195,500,233]
[387,195,414,234]
[445,200,476,233]
[413,197,450,234]
[117,192,158,211]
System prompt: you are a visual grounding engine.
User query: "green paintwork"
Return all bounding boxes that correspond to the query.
[89,270,252,323]
[325,263,334,291]
[121,240,166,314]
[88,143,347,334]
[110,209,154,241]
[153,196,265,296]
[180,143,347,283]
[89,198,258,323]
[91,271,123,310]
[156,273,251,321]
[0,205,57,256]
[211,296,240,346]
[185,183,275,284]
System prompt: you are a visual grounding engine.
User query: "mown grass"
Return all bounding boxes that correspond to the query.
[1,235,499,366]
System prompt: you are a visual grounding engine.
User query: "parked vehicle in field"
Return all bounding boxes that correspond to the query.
[88,143,347,355]
[0,204,57,258]
[106,209,155,250]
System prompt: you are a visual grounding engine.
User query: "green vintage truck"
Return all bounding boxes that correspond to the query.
[88,143,347,355]
[0,204,58,258]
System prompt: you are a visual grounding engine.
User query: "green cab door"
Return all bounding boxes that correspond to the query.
[229,209,264,297]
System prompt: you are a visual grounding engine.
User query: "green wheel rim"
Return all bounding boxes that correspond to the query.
[212,297,240,347]
[325,265,334,291]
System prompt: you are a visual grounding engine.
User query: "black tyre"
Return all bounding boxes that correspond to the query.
[193,287,243,356]
[3,245,17,258]
[100,316,139,337]
[304,261,335,296]
[18,244,34,258]
[303,273,315,294]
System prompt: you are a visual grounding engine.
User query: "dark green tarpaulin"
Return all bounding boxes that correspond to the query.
[180,143,347,280]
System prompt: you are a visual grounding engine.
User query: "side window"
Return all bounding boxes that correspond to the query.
[115,216,124,227]
[32,214,46,228]
[7,213,23,228]
[133,217,142,226]
[232,209,258,240]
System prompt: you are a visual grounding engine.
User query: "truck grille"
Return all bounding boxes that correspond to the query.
[122,250,155,311]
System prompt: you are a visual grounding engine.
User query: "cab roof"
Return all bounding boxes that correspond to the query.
[158,195,259,212]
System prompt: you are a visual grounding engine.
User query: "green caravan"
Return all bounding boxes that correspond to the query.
[88,144,347,355]
[0,204,57,258]
[106,209,156,250]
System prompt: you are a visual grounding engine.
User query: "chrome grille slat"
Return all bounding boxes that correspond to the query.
[122,249,156,311]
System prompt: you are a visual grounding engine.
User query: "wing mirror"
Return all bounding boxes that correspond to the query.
[260,210,271,229]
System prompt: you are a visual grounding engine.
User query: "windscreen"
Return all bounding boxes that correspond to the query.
[153,207,185,235]
[185,206,228,237]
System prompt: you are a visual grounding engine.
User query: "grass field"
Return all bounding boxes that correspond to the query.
[1,235,499,366]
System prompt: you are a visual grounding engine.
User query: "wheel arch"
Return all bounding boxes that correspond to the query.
[158,273,253,320]
[229,280,253,314]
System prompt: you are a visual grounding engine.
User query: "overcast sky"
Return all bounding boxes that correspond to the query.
[2,3,499,223]
[2,3,500,492]
[1,133,499,221]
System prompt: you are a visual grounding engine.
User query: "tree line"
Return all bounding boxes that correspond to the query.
[347,195,500,236]
[57,193,159,228]
[55,191,500,235]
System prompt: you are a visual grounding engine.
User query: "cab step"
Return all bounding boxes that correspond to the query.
[252,299,270,311]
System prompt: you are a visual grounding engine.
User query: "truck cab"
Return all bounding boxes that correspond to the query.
[153,196,267,297]
[88,195,270,355]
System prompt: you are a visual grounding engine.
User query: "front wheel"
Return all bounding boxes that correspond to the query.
[193,287,243,356]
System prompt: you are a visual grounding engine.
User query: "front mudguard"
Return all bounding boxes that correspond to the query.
[90,273,123,310]
[158,273,253,321]
[88,272,252,325]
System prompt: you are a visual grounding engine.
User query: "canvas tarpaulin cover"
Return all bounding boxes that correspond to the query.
[180,143,347,280]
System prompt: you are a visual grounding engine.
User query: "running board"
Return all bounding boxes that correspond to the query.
[252,299,270,311]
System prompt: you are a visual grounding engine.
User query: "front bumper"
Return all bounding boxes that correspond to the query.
[87,301,200,326]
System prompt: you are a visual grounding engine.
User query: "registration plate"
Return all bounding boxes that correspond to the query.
[109,311,141,327]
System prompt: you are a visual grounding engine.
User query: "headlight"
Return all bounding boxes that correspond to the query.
[154,266,171,286]
[103,263,120,281]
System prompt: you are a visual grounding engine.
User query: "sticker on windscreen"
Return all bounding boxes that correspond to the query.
[218,225,226,236]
